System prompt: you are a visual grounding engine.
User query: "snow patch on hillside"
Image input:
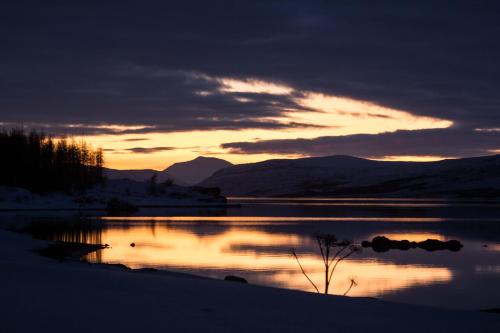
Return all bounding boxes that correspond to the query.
[0,179,226,210]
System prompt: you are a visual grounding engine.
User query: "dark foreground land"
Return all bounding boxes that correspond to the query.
[1,229,498,333]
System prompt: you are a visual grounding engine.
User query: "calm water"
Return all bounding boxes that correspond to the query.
[4,197,500,310]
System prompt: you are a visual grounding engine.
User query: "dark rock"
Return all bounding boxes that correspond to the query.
[399,240,411,250]
[418,239,444,251]
[130,242,135,247]
[364,236,463,252]
[224,275,247,283]
[445,239,463,252]
[418,239,463,251]
[371,236,392,252]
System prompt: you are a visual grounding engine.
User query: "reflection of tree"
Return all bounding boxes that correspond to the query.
[292,234,360,295]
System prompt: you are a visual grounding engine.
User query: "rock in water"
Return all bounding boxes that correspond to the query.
[224,275,247,283]
[363,236,463,252]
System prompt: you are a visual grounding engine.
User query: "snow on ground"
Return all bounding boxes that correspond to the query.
[0,229,498,333]
[0,179,226,211]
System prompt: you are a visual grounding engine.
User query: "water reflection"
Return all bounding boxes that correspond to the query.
[368,232,446,242]
[6,197,499,310]
[73,224,454,298]
[100,216,448,222]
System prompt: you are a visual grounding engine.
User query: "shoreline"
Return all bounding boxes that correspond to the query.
[1,228,498,332]
[0,203,240,212]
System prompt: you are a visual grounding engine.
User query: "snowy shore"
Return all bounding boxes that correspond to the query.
[1,229,498,333]
[0,179,228,211]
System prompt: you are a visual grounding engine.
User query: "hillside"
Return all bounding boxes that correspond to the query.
[165,156,232,185]
[104,156,232,185]
[103,168,161,183]
[200,155,500,198]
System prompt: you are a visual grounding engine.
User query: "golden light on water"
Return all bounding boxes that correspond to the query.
[367,232,446,242]
[82,225,453,297]
[269,261,452,296]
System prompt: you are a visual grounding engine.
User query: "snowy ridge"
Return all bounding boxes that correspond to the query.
[200,154,500,197]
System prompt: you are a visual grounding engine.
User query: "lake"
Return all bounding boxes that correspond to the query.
[4,197,500,310]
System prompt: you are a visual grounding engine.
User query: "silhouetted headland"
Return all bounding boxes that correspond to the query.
[0,129,229,211]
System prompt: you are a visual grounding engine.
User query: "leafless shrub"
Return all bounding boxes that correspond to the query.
[292,234,361,295]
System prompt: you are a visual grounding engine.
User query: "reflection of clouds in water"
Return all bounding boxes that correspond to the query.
[90,227,452,297]
[367,232,446,242]
[96,227,303,269]
[487,244,500,252]
[267,260,452,297]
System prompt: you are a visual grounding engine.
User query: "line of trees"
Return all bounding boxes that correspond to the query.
[0,129,104,193]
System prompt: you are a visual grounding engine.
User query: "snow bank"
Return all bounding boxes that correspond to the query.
[0,179,227,211]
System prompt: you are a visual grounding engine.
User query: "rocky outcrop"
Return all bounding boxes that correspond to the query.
[362,236,463,252]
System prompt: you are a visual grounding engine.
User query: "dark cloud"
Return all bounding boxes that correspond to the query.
[0,119,323,136]
[1,1,499,154]
[221,127,500,158]
[126,146,176,154]
[106,145,205,154]
[122,138,150,142]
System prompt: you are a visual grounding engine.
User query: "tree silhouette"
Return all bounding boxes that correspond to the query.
[0,128,104,193]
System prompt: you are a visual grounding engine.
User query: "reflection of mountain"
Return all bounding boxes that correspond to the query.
[105,156,232,185]
[201,154,500,198]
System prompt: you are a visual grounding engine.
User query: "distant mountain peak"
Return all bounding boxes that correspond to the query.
[104,156,232,185]
[170,156,230,166]
[163,156,232,185]
[194,156,218,160]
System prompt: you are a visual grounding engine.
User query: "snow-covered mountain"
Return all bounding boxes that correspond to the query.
[199,155,500,198]
[104,156,232,185]
[165,156,232,185]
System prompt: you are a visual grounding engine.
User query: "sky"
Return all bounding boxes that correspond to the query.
[1,1,500,170]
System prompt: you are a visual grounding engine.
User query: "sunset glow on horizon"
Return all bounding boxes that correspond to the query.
[73,77,454,170]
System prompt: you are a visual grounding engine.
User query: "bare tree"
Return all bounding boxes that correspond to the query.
[292,234,360,295]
